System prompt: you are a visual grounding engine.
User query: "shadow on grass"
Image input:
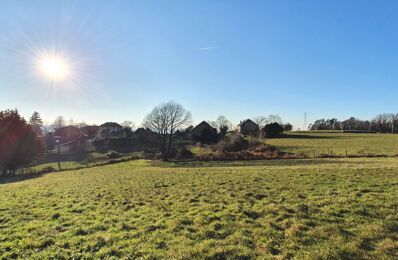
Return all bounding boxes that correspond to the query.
[160,159,353,168]
[0,173,44,185]
[278,134,340,139]
[276,145,313,150]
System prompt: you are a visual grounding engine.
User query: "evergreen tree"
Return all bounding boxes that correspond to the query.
[29,111,43,127]
[0,109,44,175]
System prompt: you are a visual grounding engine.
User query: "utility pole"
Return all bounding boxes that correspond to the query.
[304,112,307,130]
[56,139,61,170]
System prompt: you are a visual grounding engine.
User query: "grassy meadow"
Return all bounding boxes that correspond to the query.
[24,152,144,174]
[1,158,398,258]
[267,131,398,157]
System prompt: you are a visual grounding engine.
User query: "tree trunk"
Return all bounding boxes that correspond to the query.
[166,134,173,160]
[160,134,168,161]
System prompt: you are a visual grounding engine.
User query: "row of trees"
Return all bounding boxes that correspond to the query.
[309,114,398,133]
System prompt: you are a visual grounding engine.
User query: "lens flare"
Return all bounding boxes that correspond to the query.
[37,53,71,81]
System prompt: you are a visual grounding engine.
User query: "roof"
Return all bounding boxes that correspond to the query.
[100,122,123,128]
[54,125,80,138]
[191,121,217,136]
[82,125,99,130]
[238,119,258,127]
[134,128,155,135]
[81,125,100,135]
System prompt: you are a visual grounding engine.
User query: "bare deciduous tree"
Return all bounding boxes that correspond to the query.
[143,101,192,160]
[253,116,268,129]
[214,115,232,137]
[77,121,87,129]
[121,120,135,138]
[53,116,66,130]
[215,115,232,131]
[266,114,282,124]
[207,120,217,129]
[121,120,135,130]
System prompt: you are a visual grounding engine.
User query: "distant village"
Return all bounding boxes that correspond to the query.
[1,103,297,175]
[36,118,286,156]
[4,100,394,175]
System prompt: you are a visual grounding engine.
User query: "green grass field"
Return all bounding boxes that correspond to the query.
[1,158,397,258]
[267,131,398,157]
[25,152,144,173]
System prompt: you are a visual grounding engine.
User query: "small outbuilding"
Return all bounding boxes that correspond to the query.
[190,121,218,144]
[237,119,259,136]
[54,125,80,139]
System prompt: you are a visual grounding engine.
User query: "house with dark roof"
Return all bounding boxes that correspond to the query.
[100,122,123,131]
[98,122,124,139]
[54,126,80,139]
[134,127,156,136]
[237,119,259,136]
[190,121,218,144]
[50,126,90,154]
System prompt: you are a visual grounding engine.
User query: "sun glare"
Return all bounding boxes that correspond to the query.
[37,54,71,81]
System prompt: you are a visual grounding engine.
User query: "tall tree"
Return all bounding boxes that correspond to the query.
[29,111,43,127]
[121,120,135,130]
[266,114,282,124]
[143,101,192,160]
[121,120,135,138]
[53,116,66,130]
[0,109,43,175]
[253,116,268,129]
[77,121,87,129]
[283,123,293,131]
[214,115,232,137]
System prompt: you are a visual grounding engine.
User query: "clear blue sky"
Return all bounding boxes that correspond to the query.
[1,0,398,129]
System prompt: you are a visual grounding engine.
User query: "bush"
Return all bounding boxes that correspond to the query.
[217,134,249,152]
[107,151,121,159]
[197,150,300,161]
[40,166,57,173]
[283,123,293,131]
[177,147,194,159]
[250,144,277,153]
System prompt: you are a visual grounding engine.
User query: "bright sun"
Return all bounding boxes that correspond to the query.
[37,54,71,81]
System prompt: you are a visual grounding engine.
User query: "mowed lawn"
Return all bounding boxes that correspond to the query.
[0,159,398,258]
[267,132,398,157]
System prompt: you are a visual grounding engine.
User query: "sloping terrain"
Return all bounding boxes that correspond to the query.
[0,158,397,258]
